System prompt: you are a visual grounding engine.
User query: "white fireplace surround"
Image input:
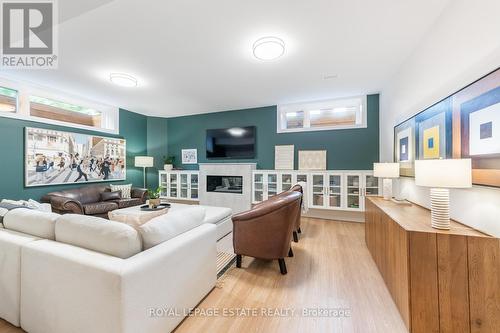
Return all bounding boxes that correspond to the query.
[199,163,256,214]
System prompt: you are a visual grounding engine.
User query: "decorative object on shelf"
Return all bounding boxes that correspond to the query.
[373,163,400,200]
[181,149,197,164]
[393,67,500,187]
[394,118,416,177]
[163,155,175,171]
[146,187,162,208]
[25,127,126,187]
[298,150,326,170]
[275,145,294,170]
[135,156,154,188]
[415,158,472,230]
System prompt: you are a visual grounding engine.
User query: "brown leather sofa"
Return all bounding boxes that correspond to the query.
[41,185,147,218]
[232,190,302,274]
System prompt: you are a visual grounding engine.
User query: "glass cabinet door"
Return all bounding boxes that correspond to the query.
[296,173,308,184]
[311,174,325,207]
[253,173,264,202]
[179,173,188,198]
[160,173,168,197]
[169,173,178,198]
[364,174,379,197]
[267,173,278,198]
[328,174,342,208]
[281,173,293,191]
[346,174,361,209]
[190,174,198,199]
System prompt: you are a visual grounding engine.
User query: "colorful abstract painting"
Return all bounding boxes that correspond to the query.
[393,67,500,186]
[423,126,440,159]
[394,118,415,176]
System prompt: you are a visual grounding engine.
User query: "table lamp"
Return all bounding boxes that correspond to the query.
[415,159,472,230]
[373,163,400,200]
[135,156,154,188]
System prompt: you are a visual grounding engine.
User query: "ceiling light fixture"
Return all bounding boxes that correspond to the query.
[253,36,285,61]
[109,73,138,88]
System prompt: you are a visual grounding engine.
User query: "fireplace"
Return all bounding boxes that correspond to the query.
[206,175,243,194]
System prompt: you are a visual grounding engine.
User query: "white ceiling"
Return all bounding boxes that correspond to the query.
[2,0,451,117]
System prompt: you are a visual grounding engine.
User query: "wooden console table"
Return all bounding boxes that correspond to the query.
[365,197,499,333]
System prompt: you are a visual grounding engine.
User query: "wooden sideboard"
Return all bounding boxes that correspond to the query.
[365,197,500,333]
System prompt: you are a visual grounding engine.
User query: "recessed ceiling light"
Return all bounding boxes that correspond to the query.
[109,73,138,87]
[253,37,285,61]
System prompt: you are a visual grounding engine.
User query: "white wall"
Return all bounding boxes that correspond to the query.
[380,0,500,237]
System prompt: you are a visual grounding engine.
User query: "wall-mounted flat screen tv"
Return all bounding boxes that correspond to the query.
[206,126,256,159]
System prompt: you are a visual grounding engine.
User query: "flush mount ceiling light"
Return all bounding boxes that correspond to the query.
[109,73,138,87]
[253,36,285,61]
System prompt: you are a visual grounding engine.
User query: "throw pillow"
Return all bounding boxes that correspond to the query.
[101,191,122,201]
[110,184,132,199]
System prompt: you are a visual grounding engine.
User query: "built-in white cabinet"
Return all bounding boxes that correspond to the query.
[252,170,380,212]
[159,170,199,201]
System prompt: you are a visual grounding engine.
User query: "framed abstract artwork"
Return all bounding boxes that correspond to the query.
[393,67,500,187]
[394,117,416,176]
[415,97,453,161]
[25,127,126,187]
[453,68,500,187]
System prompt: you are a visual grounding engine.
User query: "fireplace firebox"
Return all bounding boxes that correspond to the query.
[206,175,243,194]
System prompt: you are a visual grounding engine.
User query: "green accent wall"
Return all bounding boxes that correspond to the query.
[0,94,379,201]
[167,94,379,170]
[146,116,169,188]
[0,109,147,201]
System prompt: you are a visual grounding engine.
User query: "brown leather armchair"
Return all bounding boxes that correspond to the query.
[254,184,304,242]
[232,191,302,274]
[41,185,147,218]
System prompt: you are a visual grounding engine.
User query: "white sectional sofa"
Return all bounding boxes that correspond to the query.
[0,206,221,333]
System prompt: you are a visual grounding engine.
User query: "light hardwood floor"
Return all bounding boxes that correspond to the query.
[0,218,408,333]
[175,218,407,333]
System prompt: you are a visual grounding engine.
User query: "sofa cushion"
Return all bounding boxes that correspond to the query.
[139,206,206,250]
[113,198,142,209]
[101,191,121,202]
[55,214,142,259]
[83,201,118,215]
[3,208,59,240]
[110,184,132,199]
[0,229,40,326]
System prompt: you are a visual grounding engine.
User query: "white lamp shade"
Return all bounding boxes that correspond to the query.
[415,159,472,188]
[373,163,400,178]
[135,156,154,168]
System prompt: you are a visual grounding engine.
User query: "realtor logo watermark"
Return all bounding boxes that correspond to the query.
[1,0,58,68]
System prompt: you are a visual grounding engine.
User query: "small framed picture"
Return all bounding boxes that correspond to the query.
[182,149,197,164]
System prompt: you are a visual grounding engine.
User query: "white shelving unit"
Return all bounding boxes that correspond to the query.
[159,170,199,201]
[158,169,380,212]
[252,170,380,212]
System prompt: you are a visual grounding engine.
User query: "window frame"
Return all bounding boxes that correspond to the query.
[277,95,367,133]
[0,76,119,135]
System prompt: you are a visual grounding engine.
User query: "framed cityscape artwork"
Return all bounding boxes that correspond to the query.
[393,67,500,187]
[25,127,126,187]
